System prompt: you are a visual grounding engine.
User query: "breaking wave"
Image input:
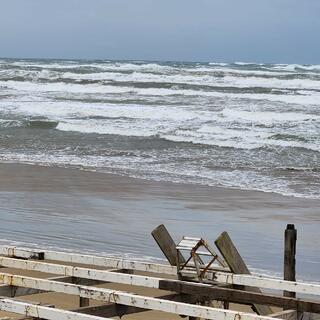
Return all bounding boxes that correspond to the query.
[0,58,319,199]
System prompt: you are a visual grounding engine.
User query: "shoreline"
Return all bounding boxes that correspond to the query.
[0,161,318,202]
[0,162,320,281]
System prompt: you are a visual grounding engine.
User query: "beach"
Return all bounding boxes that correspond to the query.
[0,163,320,282]
[0,58,319,318]
[1,59,319,201]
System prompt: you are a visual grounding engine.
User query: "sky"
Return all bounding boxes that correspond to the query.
[0,0,319,64]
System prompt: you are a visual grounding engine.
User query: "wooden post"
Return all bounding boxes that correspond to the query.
[284,224,297,298]
[79,297,90,308]
[151,224,185,266]
[72,278,90,307]
[215,231,273,316]
[152,225,198,320]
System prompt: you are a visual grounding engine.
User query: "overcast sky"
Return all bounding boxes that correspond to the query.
[0,0,319,63]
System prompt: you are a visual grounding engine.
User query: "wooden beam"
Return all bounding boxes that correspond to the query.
[74,269,130,308]
[215,231,273,315]
[158,280,320,314]
[75,293,197,317]
[0,246,177,275]
[0,298,111,320]
[0,273,279,320]
[151,224,185,266]
[300,313,320,320]
[151,225,197,320]
[1,248,320,297]
[0,247,44,260]
[0,276,72,298]
[0,256,320,298]
[284,224,297,298]
[269,310,298,320]
[0,276,104,298]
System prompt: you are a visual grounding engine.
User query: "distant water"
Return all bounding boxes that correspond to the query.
[0,58,319,199]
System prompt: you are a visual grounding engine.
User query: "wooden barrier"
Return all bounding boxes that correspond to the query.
[0,224,317,320]
[215,231,273,315]
[0,299,110,320]
[1,248,320,296]
[0,272,280,320]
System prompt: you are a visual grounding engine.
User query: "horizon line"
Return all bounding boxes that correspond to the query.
[1,56,319,66]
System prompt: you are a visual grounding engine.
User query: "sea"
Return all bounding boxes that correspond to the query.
[0,58,320,281]
[0,58,319,199]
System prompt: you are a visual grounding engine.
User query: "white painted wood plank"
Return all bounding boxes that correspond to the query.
[0,273,279,320]
[1,246,320,297]
[0,247,43,260]
[210,272,320,296]
[0,255,320,298]
[0,246,176,275]
[182,237,201,241]
[0,298,111,320]
[0,257,161,288]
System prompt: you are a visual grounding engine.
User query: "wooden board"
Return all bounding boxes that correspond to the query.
[215,231,273,315]
[0,257,319,313]
[158,280,320,313]
[0,298,111,320]
[151,224,185,266]
[1,253,320,296]
[0,273,280,320]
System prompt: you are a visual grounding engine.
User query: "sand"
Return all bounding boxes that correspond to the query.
[0,163,319,280]
[0,162,318,318]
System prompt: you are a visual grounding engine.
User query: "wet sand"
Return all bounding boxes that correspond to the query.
[0,163,319,282]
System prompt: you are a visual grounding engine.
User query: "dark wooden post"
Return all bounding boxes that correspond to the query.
[80,297,90,308]
[284,224,297,298]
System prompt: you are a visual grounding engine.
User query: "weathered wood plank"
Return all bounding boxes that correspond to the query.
[0,247,44,260]
[0,246,177,275]
[151,224,185,266]
[0,276,104,298]
[215,231,273,315]
[158,280,320,313]
[1,256,320,298]
[269,310,298,320]
[302,313,320,320]
[1,248,320,298]
[75,293,197,317]
[0,273,279,320]
[0,276,72,298]
[0,298,111,320]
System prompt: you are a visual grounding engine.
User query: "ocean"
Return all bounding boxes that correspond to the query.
[1,58,320,281]
[0,58,319,199]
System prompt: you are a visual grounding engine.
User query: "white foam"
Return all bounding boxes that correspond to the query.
[1,59,320,201]
[271,64,320,73]
[1,150,319,200]
[54,71,320,91]
[221,109,320,124]
[3,78,320,107]
[2,100,209,122]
